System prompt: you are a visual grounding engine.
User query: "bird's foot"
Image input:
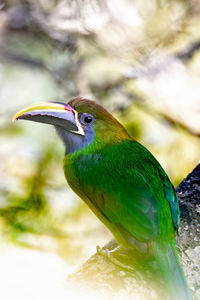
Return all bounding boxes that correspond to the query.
[96,245,135,273]
[96,244,121,257]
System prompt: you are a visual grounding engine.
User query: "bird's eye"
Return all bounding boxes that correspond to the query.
[79,113,94,126]
[84,116,93,123]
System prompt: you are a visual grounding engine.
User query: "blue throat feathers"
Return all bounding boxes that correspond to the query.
[55,126,94,154]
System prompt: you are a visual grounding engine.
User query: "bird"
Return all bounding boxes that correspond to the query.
[13,97,192,300]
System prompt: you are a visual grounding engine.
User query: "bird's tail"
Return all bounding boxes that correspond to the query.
[151,239,192,300]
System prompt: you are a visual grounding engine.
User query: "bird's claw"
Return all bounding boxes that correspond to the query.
[96,245,135,273]
[96,245,112,258]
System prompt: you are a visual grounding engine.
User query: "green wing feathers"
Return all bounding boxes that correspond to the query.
[66,140,177,241]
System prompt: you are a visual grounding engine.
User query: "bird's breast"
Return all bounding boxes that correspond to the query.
[63,152,104,201]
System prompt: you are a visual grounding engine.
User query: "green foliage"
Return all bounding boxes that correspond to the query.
[0,146,61,243]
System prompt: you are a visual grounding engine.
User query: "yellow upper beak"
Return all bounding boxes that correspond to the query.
[12,102,67,122]
[13,102,84,136]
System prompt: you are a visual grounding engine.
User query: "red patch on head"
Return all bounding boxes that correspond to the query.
[64,104,74,113]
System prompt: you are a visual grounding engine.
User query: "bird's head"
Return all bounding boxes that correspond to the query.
[13,97,130,154]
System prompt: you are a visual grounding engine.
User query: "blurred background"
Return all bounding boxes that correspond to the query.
[0,0,200,299]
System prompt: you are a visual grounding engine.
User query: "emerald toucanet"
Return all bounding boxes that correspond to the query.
[13,98,192,300]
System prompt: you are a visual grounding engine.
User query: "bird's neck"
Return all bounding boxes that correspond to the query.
[55,126,93,154]
[56,123,131,155]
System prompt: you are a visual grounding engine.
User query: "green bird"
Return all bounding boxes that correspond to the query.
[13,98,192,300]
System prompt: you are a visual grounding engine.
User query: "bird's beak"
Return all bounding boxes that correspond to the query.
[13,102,85,136]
